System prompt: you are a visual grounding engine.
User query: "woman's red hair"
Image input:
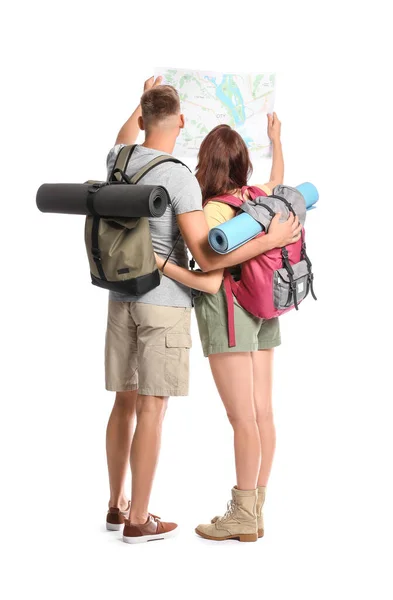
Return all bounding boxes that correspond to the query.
[195,125,253,202]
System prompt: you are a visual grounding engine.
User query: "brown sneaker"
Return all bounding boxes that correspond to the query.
[123,514,178,544]
[106,501,130,531]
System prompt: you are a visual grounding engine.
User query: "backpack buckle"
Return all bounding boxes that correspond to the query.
[88,182,107,194]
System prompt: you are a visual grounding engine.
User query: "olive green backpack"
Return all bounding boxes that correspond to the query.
[85,145,188,295]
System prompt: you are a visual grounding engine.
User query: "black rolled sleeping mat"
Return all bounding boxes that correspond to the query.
[36,182,170,218]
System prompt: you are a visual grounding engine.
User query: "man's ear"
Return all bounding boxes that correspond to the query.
[138,116,145,131]
[179,114,185,130]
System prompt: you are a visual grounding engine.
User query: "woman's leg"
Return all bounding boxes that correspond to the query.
[209,352,260,490]
[106,390,137,509]
[251,350,276,486]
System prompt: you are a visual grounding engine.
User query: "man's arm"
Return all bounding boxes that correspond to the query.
[114,76,162,145]
[177,210,301,273]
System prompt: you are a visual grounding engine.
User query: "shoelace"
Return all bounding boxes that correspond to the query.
[149,513,161,521]
[219,500,237,523]
[124,513,161,527]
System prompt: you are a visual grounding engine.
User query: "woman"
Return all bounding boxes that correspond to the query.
[155,113,284,542]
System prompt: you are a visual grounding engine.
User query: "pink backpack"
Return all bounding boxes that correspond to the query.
[206,186,317,347]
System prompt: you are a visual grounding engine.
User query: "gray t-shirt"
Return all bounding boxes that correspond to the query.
[107,144,202,307]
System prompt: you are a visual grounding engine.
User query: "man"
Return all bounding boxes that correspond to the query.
[105,77,301,544]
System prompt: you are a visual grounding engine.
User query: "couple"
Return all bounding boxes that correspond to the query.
[105,76,301,544]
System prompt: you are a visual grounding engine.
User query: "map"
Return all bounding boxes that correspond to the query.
[155,68,276,159]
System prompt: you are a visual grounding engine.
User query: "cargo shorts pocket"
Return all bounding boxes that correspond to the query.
[164,333,192,390]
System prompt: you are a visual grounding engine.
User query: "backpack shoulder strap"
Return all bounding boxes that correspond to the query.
[108,145,138,182]
[241,185,267,200]
[204,194,244,209]
[108,145,191,184]
[204,186,267,209]
[131,155,191,184]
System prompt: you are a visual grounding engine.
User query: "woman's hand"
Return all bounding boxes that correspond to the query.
[154,252,165,271]
[266,213,302,248]
[144,75,163,93]
[267,112,281,143]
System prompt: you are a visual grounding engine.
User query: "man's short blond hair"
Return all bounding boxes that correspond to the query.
[140,85,181,129]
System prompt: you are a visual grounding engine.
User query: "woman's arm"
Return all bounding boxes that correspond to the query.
[115,76,162,145]
[155,253,223,294]
[178,211,300,272]
[178,112,300,272]
[255,113,284,191]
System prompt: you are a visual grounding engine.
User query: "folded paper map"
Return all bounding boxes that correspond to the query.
[155,67,276,159]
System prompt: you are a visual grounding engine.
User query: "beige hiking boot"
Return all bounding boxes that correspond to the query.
[196,487,258,542]
[257,486,266,538]
[211,485,266,539]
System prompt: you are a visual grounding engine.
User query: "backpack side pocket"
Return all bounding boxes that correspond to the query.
[273,260,310,310]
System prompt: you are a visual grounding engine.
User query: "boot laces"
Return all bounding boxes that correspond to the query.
[220,499,237,523]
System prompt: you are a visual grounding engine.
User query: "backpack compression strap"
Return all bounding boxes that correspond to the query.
[223,273,237,348]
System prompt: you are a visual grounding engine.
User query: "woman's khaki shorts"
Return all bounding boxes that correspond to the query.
[194,286,281,357]
[105,301,192,396]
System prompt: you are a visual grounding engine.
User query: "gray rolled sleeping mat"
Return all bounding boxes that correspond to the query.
[36,182,169,218]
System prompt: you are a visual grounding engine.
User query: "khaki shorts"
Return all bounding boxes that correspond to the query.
[105,301,192,396]
[194,286,281,357]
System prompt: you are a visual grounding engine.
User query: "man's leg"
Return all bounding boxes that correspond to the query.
[129,395,168,524]
[106,390,137,510]
[126,303,191,526]
[105,300,139,511]
[122,302,190,535]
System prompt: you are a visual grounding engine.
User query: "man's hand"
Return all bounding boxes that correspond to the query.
[144,76,163,93]
[266,213,302,248]
[267,112,281,142]
[115,76,164,145]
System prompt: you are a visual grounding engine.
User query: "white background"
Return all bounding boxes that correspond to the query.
[1,1,392,599]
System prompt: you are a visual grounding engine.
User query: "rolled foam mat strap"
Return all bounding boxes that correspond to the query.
[36,183,169,218]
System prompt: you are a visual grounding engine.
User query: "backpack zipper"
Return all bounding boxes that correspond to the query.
[256,203,276,220]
